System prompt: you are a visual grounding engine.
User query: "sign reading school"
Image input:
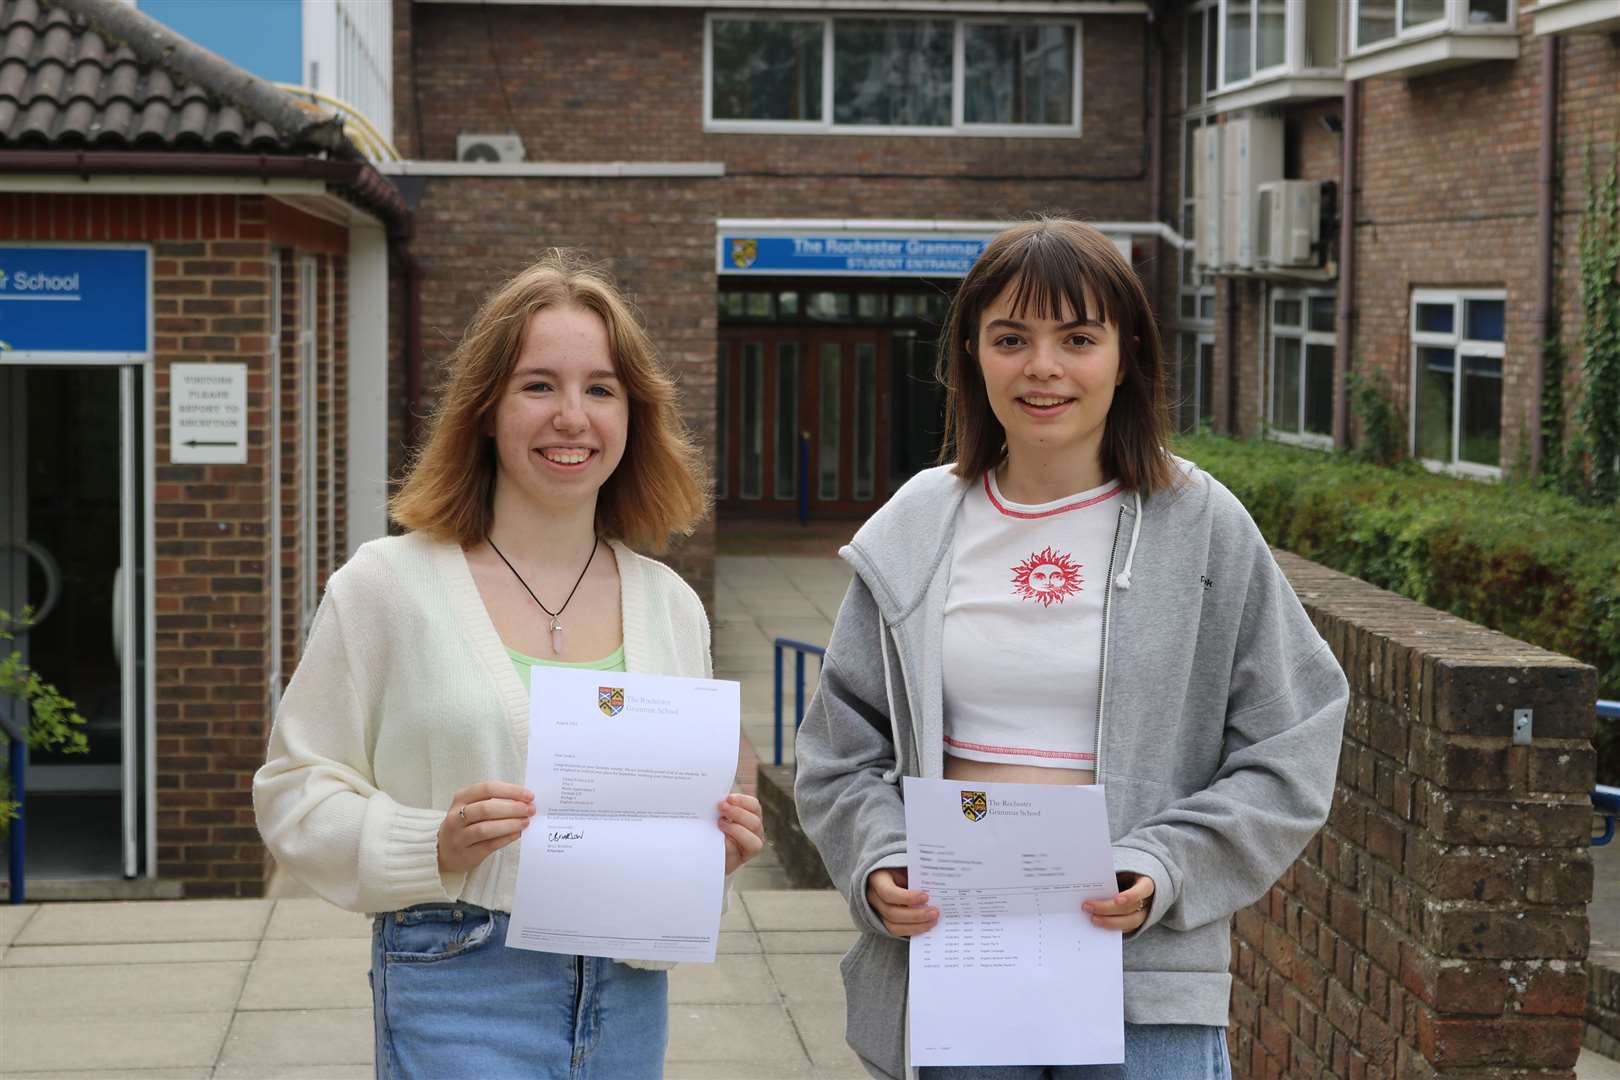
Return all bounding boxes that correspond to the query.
[718,233,991,278]
[0,245,151,359]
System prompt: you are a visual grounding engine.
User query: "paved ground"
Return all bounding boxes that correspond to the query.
[2,544,1617,1078]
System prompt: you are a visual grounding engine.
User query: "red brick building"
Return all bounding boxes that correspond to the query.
[1,0,408,898]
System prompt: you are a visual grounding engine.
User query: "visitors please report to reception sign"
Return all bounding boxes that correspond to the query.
[903,777,1124,1067]
[506,667,740,964]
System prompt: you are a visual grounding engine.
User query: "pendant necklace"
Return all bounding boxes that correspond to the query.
[487,534,598,655]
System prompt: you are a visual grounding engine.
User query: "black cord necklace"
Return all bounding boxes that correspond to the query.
[487,534,598,655]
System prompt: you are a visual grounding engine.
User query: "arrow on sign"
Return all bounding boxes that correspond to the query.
[184,439,239,448]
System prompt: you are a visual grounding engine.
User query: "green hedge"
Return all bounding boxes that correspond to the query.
[1171,434,1620,782]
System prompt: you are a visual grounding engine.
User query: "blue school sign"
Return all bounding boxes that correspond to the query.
[0,245,151,359]
[718,233,990,278]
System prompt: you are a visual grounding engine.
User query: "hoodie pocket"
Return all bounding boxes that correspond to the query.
[840,932,909,1080]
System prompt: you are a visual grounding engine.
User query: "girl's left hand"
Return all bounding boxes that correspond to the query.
[1083,872,1156,933]
[718,793,766,875]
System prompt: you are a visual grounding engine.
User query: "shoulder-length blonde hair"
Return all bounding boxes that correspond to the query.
[390,250,709,551]
[937,217,1175,496]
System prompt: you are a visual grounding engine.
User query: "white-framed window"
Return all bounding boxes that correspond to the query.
[1268,288,1337,446]
[1215,0,1341,86]
[1178,115,1218,324]
[1174,331,1217,434]
[1410,288,1505,476]
[1351,0,1515,52]
[704,13,1082,137]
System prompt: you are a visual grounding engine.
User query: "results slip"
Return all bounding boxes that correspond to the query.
[902,777,1124,1067]
[505,666,740,964]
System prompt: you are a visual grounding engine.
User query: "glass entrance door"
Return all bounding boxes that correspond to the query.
[1,365,145,880]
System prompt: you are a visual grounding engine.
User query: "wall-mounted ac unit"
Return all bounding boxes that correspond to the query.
[1221,115,1283,270]
[1193,125,1223,272]
[1256,180,1323,268]
[456,133,526,163]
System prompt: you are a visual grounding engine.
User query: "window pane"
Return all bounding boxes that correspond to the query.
[1199,340,1215,424]
[834,19,952,127]
[1275,297,1304,327]
[1304,343,1335,436]
[1205,9,1219,94]
[1304,0,1338,67]
[1257,0,1286,69]
[1273,336,1302,432]
[719,292,744,319]
[808,292,851,321]
[1224,1,1252,82]
[964,23,1075,126]
[745,292,773,319]
[712,19,824,121]
[819,342,842,499]
[893,294,917,320]
[1466,298,1505,342]
[1357,0,1396,46]
[1416,346,1455,461]
[1460,354,1502,467]
[1187,15,1204,107]
[1469,0,1509,22]
[856,293,888,320]
[778,291,800,317]
[1199,293,1217,319]
[855,343,877,500]
[1176,334,1199,433]
[1416,302,1454,334]
[774,343,800,499]
[740,343,765,498]
[1309,295,1337,333]
[1403,0,1445,28]
[715,350,728,499]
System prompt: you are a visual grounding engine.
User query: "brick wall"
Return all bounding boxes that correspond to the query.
[1229,551,1597,1079]
[3,192,351,896]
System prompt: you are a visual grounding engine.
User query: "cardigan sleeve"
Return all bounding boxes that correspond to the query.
[253,565,466,913]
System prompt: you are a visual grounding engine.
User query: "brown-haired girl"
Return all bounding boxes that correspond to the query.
[255,250,764,1079]
[795,218,1347,1079]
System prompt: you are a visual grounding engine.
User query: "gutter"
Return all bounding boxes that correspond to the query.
[1334,83,1358,451]
[1533,36,1558,477]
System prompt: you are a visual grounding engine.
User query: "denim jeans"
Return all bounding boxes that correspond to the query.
[919,1023,1231,1080]
[370,903,668,1080]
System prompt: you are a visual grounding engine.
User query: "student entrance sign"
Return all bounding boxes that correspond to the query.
[0,245,151,360]
[718,233,990,277]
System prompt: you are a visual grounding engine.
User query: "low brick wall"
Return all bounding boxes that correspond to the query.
[1229,553,1597,1079]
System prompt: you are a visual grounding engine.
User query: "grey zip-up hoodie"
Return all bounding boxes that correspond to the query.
[794,461,1348,1080]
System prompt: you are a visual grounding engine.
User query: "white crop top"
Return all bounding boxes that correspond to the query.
[941,470,1124,769]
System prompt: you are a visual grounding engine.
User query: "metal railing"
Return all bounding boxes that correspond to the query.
[773,638,826,766]
[1595,699,1620,846]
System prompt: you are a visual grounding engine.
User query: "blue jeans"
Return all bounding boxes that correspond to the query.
[919,1023,1231,1080]
[370,903,668,1080]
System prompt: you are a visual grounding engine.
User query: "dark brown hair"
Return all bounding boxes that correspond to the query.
[391,250,709,551]
[936,216,1175,495]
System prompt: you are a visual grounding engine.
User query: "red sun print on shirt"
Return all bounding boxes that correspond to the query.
[1011,546,1084,607]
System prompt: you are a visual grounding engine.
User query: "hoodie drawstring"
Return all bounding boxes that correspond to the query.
[1114,491,1143,590]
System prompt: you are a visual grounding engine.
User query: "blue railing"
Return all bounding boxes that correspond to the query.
[1595,700,1620,846]
[773,637,826,766]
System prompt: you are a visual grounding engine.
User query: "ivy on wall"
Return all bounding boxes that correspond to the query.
[1567,140,1620,505]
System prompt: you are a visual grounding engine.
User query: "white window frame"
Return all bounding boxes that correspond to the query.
[1267,287,1337,450]
[1175,330,1217,434]
[1215,0,1291,89]
[703,12,1083,138]
[1409,287,1506,479]
[298,256,319,639]
[1349,0,1519,54]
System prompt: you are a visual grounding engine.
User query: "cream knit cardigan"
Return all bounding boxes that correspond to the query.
[253,531,714,928]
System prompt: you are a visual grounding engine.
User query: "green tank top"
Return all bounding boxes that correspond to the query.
[507,643,627,693]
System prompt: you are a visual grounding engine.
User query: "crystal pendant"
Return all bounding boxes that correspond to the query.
[550,617,564,655]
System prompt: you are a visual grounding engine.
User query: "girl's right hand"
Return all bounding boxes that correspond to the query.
[437,781,537,875]
[866,867,938,937]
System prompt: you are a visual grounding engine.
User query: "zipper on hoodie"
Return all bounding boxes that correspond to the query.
[1093,507,1126,785]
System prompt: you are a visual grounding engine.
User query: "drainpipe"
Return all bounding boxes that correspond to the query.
[1334,83,1359,451]
[1148,15,1165,313]
[1533,37,1559,478]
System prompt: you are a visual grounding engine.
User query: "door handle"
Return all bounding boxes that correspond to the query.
[1,541,62,629]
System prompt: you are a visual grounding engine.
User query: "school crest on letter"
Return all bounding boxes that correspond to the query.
[598,687,625,718]
[730,238,758,269]
[961,790,988,823]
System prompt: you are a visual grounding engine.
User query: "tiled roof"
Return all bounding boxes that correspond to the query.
[0,0,346,155]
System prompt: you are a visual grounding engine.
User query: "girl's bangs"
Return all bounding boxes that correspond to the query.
[995,231,1120,331]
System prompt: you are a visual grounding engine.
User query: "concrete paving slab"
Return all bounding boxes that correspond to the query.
[1579,1049,1620,1080]
[0,1012,231,1072]
[731,863,793,892]
[787,998,868,1071]
[717,931,763,954]
[664,1003,809,1069]
[237,939,372,1011]
[667,953,778,1005]
[0,904,37,949]
[215,1008,373,1069]
[765,952,848,1005]
[744,890,858,931]
[213,1068,373,1080]
[0,940,258,967]
[263,898,371,940]
[14,900,272,946]
[662,1064,816,1079]
[1,1072,211,1080]
[0,961,248,1015]
[760,930,861,954]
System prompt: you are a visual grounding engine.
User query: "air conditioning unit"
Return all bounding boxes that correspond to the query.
[1256,180,1323,268]
[456,133,526,163]
[1221,115,1283,269]
[1193,125,1223,272]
